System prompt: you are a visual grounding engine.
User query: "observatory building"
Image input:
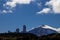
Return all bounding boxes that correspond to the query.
[22,25,27,33]
[0,25,38,40]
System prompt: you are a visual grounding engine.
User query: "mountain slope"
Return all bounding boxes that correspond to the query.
[28,25,57,36]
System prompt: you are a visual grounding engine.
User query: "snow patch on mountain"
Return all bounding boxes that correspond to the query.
[40,25,57,31]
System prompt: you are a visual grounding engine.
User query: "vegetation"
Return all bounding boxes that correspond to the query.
[38,33,60,40]
[0,32,38,40]
[0,32,60,40]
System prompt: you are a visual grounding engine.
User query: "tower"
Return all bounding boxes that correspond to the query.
[23,25,26,33]
[8,30,11,33]
[16,28,20,33]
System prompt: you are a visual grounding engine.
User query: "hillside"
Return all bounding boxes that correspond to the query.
[38,33,60,40]
[0,32,38,40]
[0,32,60,40]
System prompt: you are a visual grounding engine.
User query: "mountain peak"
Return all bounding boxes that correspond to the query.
[40,25,57,31]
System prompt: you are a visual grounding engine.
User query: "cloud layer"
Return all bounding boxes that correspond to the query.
[37,8,51,14]
[37,0,60,14]
[1,0,60,14]
[4,0,33,8]
[1,0,33,14]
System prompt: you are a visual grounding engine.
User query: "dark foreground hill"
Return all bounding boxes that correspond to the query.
[0,32,38,40]
[0,32,60,40]
[38,33,60,40]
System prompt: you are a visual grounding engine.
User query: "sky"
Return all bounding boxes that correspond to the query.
[0,0,60,33]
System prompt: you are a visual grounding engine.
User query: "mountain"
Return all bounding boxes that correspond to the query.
[28,25,58,36]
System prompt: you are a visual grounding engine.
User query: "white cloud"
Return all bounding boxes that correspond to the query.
[37,8,51,14]
[0,10,12,14]
[37,3,41,7]
[37,0,60,14]
[4,0,33,8]
[2,10,7,13]
[2,0,34,14]
[45,0,60,13]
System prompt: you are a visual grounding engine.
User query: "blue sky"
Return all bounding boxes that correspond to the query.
[0,0,60,33]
